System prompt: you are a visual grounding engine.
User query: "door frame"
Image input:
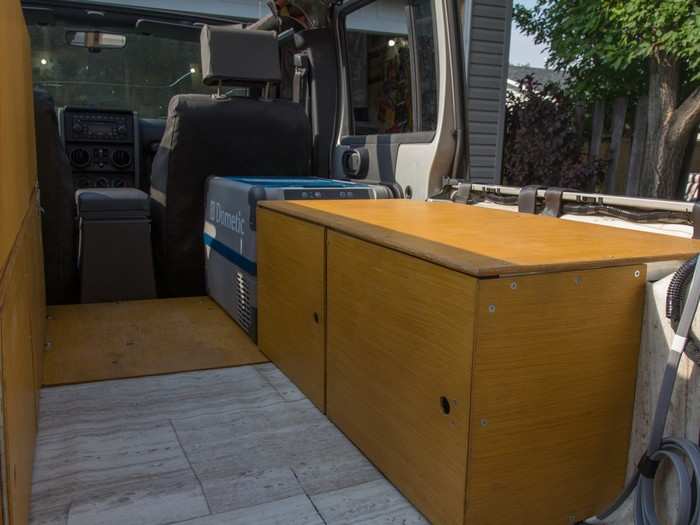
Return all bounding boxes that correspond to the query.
[331,0,467,200]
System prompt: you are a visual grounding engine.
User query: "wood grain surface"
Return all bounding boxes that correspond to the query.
[260,199,700,277]
[258,208,327,411]
[465,265,645,524]
[326,231,476,525]
[0,0,38,275]
[43,297,267,386]
[0,4,45,522]
[0,203,45,525]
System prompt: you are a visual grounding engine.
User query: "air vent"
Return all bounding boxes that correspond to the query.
[70,148,90,169]
[111,149,131,169]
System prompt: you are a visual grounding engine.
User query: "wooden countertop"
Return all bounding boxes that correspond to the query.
[259,199,700,277]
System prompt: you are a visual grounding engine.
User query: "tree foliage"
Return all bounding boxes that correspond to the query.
[503,76,606,190]
[514,0,700,198]
[513,0,700,102]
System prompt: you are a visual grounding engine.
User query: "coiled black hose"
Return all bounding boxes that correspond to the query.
[667,255,698,322]
[584,255,700,525]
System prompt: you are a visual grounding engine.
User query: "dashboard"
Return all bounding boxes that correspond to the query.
[60,107,141,189]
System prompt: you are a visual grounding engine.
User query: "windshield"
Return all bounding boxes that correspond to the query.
[29,24,216,118]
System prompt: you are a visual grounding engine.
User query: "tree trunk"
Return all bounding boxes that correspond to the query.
[658,89,700,198]
[626,96,648,196]
[605,96,627,194]
[640,53,677,197]
[677,127,699,200]
[589,101,605,159]
[654,132,692,199]
[641,52,700,198]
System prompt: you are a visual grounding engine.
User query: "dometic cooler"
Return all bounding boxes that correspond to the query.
[204,176,394,340]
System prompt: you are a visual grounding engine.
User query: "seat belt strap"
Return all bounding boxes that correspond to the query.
[293,53,310,114]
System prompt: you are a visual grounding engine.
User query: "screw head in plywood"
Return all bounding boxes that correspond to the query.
[488,304,496,313]
[510,281,518,290]
[480,419,488,427]
[634,270,641,278]
[574,276,582,285]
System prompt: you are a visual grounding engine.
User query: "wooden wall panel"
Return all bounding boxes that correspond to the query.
[0,0,38,274]
[27,208,46,407]
[0,224,41,525]
[465,265,645,525]
[0,2,46,524]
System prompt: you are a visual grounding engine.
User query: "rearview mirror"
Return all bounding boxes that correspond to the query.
[66,31,126,50]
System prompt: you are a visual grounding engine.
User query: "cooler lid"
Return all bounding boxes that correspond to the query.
[223,177,367,189]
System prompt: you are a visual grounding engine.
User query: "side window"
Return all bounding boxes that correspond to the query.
[344,0,438,136]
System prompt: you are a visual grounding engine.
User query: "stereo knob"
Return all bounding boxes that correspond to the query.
[70,148,90,169]
[96,177,109,188]
[117,125,127,136]
[72,122,84,134]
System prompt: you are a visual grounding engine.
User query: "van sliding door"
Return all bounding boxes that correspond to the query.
[332,0,463,201]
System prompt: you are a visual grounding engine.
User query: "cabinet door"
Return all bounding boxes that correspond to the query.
[258,209,326,410]
[326,231,476,525]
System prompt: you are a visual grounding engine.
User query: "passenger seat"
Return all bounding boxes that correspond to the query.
[150,25,311,297]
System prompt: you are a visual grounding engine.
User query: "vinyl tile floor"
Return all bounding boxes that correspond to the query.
[30,364,429,525]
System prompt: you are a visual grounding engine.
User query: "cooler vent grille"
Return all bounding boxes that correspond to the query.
[232,270,254,332]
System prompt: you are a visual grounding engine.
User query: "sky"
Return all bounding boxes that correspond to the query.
[509,0,550,68]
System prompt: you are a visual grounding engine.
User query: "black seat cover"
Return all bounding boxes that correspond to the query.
[150,93,311,297]
[33,89,79,304]
[150,24,312,298]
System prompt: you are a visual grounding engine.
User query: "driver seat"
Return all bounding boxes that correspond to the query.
[150,25,311,297]
[33,89,79,304]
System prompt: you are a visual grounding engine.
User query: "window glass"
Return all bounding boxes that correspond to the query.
[344,0,438,135]
[28,25,221,118]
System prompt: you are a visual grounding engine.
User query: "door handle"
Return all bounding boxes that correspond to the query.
[342,148,369,179]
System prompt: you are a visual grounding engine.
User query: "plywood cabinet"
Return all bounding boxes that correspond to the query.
[465,266,644,524]
[258,208,326,410]
[257,199,700,525]
[326,231,475,525]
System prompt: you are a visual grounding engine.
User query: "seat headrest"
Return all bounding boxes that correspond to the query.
[200,25,281,86]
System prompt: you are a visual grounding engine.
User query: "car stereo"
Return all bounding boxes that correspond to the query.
[61,107,139,189]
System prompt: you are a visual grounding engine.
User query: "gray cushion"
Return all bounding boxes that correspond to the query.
[76,188,150,217]
[200,25,281,86]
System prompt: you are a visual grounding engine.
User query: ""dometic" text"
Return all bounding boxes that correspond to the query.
[209,200,245,235]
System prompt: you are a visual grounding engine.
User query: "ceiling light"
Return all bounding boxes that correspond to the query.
[190,67,196,74]
[388,39,396,47]
[40,58,48,65]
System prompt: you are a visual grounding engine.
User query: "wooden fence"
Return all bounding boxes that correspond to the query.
[588,97,700,199]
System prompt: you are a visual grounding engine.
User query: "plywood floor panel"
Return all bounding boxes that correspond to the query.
[43,297,267,386]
